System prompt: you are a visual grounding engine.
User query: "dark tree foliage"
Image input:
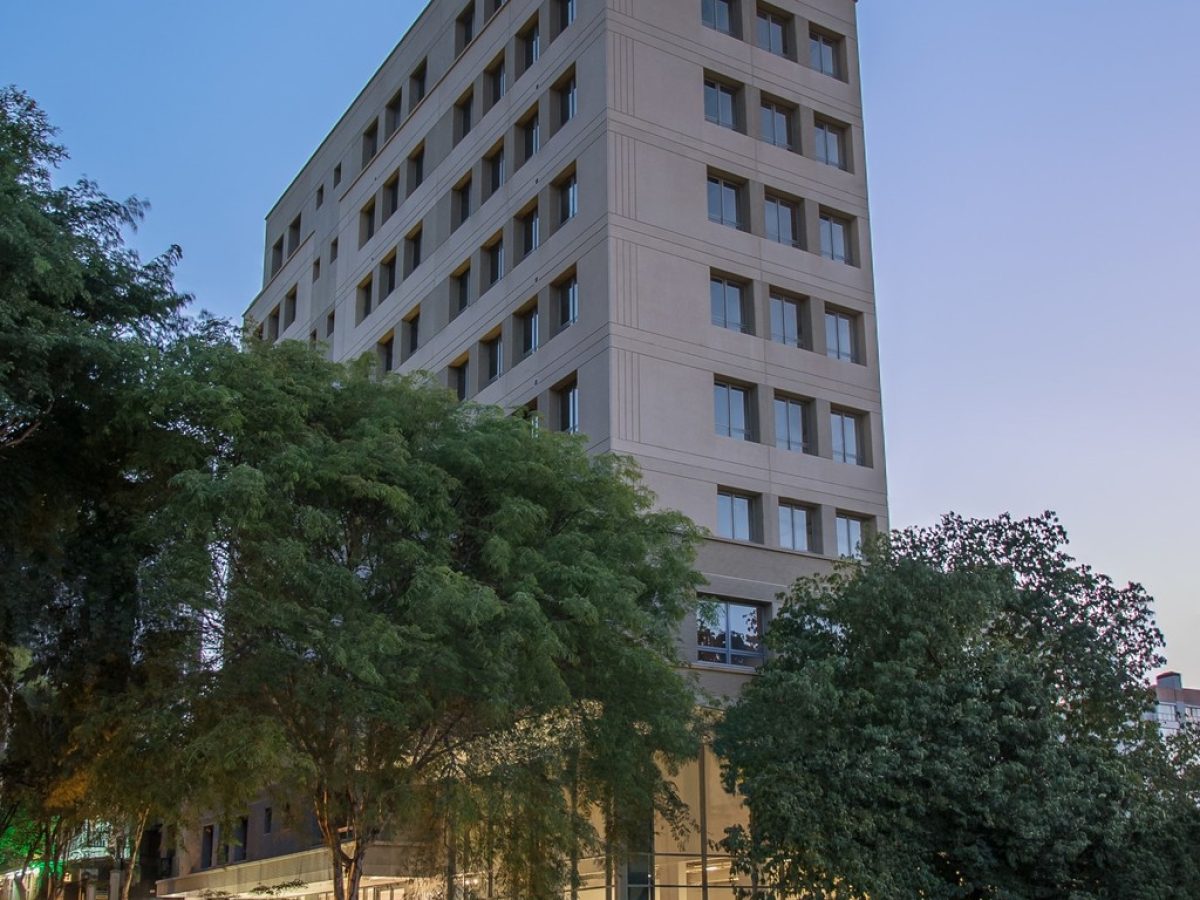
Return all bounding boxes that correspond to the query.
[0,85,214,899]
[716,512,1200,899]
[145,341,704,900]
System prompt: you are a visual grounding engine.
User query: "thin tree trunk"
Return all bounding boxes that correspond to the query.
[118,808,151,900]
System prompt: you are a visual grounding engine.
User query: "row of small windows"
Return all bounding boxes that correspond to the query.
[268,0,579,279]
[712,380,871,467]
[702,0,848,81]
[704,74,850,169]
[716,489,871,558]
[709,274,865,364]
[707,170,858,264]
[353,161,578,336]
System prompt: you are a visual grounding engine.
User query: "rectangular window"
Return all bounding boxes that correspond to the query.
[405,227,423,276]
[381,252,398,296]
[361,120,379,168]
[410,61,427,107]
[383,173,400,220]
[557,75,578,127]
[377,333,395,374]
[810,28,843,79]
[558,172,578,223]
[484,335,503,382]
[557,379,579,433]
[769,293,802,346]
[356,275,374,324]
[836,514,866,558]
[316,184,324,207]
[487,238,505,285]
[557,0,576,31]
[520,208,540,257]
[779,503,812,552]
[702,0,735,36]
[487,146,506,194]
[520,21,541,72]
[716,490,755,541]
[201,826,214,870]
[815,119,846,169]
[696,597,764,666]
[714,381,752,441]
[558,274,579,327]
[819,211,851,263]
[831,409,864,465]
[326,310,335,337]
[454,265,472,313]
[451,361,469,401]
[267,305,280,341]
[271,237,284,275]
[312,258,321,282]
[408,147,425,195]
[359,199,376,246]
[456,3,475,55]
[385,89,404,137]
[704,79,738,130]
[756,8,790,57]
[710,276,748,333]
[287,215,301,256]
[707,175,743,229]
[765,194,799,247]
[263,808,273,835]
[489,58,507,105]
[283,287,297,329]
[760,98,793,149]
[519,306,539,356]
[774,394,809,453]
[333,163,342,187]
[825,309,859,362]
[406,311,420,356]
[456,90,475,142]
[329,238,339,262]
[521,112,540,163]
[455,175,473,229]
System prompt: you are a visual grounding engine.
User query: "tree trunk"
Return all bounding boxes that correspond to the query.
[118,808,151,900]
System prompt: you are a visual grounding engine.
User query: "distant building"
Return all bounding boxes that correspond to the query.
[1152,671,1200,734]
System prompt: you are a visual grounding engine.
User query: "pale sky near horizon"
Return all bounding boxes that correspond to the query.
[4,2,1197,681]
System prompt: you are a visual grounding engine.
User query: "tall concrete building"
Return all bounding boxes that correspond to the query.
[162,0,887,897]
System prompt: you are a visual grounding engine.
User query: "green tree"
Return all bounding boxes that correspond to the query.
[715,512,1196,899]
[148,340,703,900]
[0,86,218,900]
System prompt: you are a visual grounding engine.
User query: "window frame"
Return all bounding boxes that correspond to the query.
[696,596,765,667]
[713,380,754,442]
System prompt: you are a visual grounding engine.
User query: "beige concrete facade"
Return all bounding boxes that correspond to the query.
[218,0,887,896]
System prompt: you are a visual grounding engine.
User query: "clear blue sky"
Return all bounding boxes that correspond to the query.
[4,1,1198,681]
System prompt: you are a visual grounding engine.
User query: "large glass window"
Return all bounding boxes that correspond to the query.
[825,310,858,362]
[702,0,735,35]
[519,307,539,356]
[770,293,802,346]
[704,80,738,130]
[836,514,866,558]
[697,598,764,666]
[707,176,743,228]
[819,211,850,263]
[484,336,503,382]
[765,195,798,246]
[714,382,752,441]
[760,99,793,149]
[756,9,789,56]
[558,381,579,433]
[810,29,842,78]
[710,277,747,332]
[558,275,579,327]
[717,490,755,541]
[831,410,864,465]
[779,502,812,552]
[774,395,809,452]
[815,119,846,169]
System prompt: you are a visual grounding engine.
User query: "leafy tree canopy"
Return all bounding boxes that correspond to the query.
[147,341,704,900]
[716,512,1200,899]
